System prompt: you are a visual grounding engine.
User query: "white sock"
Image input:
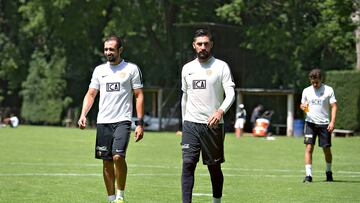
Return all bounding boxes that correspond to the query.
[116,190,125,199]
[108,195,116,201]
[305,164,312,176]
[326,163,332,172]
[213,197,221,203]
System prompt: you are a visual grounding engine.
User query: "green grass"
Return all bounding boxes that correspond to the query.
[0,125,360,203]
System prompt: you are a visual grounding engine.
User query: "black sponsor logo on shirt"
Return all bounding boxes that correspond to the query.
[106,82,120,92]
[193,80,206,89]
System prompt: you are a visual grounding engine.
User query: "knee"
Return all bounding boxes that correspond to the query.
[183,156,198,165]
[182,162,197,172]
[113,154,124,162]
[208,164,222,174]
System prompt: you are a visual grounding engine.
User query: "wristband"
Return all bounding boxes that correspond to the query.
[135,119,144,126]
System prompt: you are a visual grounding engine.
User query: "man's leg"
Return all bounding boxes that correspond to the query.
[208,164,223,201]
[239,128,243,137]
[303,122,316,182]
[113,155,127,190]
[323,146,332,166]
[323,146,333,181]
[304,144,314,182]
[182,162,197,203]
[112,121,131,200]
[103,160,116,197]
[235,128,241,138]
[181,121,201,203]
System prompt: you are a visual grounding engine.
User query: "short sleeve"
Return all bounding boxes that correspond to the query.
[89,69,100,90]
[329,87,337,104]
[131,65,143,89]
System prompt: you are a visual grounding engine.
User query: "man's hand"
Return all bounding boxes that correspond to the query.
[134,125,144,142]
[207,109,224,128]
[300,103,307,111]
[327,122,335,132]
[78,116,87,129]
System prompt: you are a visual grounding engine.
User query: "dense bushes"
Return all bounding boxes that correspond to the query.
[326,70,360,131]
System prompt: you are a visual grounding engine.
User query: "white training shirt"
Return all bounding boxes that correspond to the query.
[301,84,336,125]
[89,60,143,124]
[181,57,235,124]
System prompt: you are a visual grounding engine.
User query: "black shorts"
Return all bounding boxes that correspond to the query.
[304,121,331,147]
[95,121,131,160]
[181,121,225,165]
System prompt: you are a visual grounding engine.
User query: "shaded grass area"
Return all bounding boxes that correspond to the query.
[0,125,359,202]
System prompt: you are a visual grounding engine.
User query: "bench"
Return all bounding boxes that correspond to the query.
[272,124,287,135]
[331,129,354,137]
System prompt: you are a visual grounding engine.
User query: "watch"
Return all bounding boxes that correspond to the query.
[135,119,144,126]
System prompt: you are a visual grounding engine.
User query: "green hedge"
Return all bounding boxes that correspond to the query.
[326,70,360,131]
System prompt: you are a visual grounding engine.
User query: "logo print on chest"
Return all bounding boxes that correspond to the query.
[193,80,206,89]
[106,82,120,92]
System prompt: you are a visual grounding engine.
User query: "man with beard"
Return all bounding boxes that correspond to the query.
[78,35,144,203]
[180,29,235,203]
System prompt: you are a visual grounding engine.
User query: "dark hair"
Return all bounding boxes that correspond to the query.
[105,35,123,49]
[193,28,213,41]
[309,68,322,80]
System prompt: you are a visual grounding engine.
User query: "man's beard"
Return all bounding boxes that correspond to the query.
[106,55,116,62]
[197,50,210,60]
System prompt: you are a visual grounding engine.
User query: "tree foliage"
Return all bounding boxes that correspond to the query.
[0,0,356,124]
[216,0,356,87]
[21,48,71,123]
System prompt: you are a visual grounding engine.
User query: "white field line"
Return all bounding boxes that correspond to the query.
[192,193,212,196]
[1,163,360,177]
[1,173,360,178]
[3,162,360,174]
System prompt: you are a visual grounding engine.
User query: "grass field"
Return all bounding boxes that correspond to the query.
[0,125,360,203]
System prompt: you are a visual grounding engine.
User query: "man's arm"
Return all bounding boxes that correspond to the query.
[181,92,187,123]
[134,88,144,142]
[328,102,337,132]
[78,88,98,129]
[208,86,235,127]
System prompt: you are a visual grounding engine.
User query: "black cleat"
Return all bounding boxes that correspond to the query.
[326,171,333,182]
[303,176,312,183]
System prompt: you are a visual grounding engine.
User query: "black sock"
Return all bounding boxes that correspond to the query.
[182,162,197,203]
[208,164,223,198]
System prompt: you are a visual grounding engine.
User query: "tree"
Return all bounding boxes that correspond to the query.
[1,0,230,124]
[0,1,27,106]
[21,48,71,124]
[352,0,360,71]
[103,0,226,86]
[216,0,356,87]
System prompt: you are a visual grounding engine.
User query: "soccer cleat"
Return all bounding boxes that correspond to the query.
[303,175,312,183]
[326,171,333,182]
[111,198,124,203]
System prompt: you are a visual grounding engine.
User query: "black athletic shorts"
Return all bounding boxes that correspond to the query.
[304,121,331,147]
[181,121,225,165]
[95,121,131,160]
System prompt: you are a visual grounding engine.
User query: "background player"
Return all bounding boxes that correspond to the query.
[234,104,246,138]
[300,68,337,183]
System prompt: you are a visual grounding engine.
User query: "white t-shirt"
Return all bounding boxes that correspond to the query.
[301,84,336,125]
[89,60,143,124]
[181,57,235,124]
